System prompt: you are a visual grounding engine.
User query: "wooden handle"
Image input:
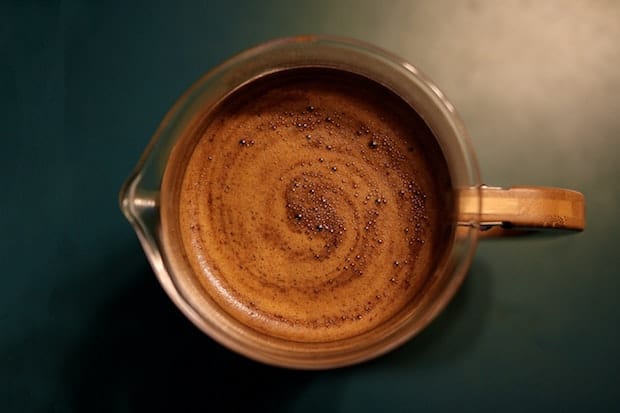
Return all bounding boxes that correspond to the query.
[460,186,585,237]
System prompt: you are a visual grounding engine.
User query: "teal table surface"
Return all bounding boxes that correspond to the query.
[2,1,619,411]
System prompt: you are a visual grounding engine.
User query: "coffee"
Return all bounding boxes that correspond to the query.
[161,69,454,342]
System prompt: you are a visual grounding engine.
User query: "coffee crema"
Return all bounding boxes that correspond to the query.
[161,69,454,342]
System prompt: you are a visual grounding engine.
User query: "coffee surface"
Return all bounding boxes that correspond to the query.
[163,69,454,342]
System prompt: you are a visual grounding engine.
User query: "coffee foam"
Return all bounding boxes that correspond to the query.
[163,69,454,342]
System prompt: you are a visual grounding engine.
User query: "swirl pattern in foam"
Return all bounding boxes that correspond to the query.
[163,69,454,342]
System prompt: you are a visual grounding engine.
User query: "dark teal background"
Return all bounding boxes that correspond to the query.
[2,1,619,411]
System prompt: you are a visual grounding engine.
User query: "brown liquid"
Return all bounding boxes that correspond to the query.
[162,69,454,342]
